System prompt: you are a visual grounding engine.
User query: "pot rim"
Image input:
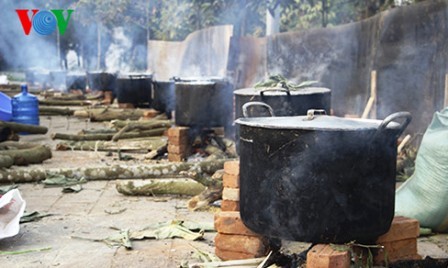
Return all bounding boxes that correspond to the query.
[236,115,401,131]
[234,87,331,96]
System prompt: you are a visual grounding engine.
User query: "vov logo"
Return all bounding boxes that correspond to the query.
[16,9,74,36]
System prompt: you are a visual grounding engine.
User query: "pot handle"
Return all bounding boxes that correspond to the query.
[378,112,412,138]
[306,109,327,120]
[259,88,291,98]
[242,101,275,118]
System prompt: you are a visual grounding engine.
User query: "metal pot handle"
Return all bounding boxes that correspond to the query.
[260,88,291,98]
[306,109,327,120]
[242,101,275,118]
[378,112,412,138]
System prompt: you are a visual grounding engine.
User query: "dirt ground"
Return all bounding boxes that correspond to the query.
[1,114,448,268]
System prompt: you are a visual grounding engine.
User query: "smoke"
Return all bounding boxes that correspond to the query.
[105,27,132,72]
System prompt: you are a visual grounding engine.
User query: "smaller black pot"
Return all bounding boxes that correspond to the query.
[116,73,153,108]
[66,72,87,92]
[87,71,117,92]
[153,80,175,118]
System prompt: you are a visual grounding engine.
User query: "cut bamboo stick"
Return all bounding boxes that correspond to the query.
[361,70,377,119]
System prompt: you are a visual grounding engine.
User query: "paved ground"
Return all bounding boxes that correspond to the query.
[1,114,448,268]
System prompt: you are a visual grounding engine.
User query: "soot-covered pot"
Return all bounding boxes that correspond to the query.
[236,103,411,243]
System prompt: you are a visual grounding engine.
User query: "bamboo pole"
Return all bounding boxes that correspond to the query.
[362,70,377,119]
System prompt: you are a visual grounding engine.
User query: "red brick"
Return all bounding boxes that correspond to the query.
[374,238,421,265]
[224,161,239,176]
[223,173,239,189]
[221,200,240,211]
[215,247,258,261]
[167,144,191,155]
[214,233,268,256]
[168,153,185,162]
[214,211,257,236]
[307,244,350,268]
[376,216,420,243]
[168,136,188,145]
[167,127,189,138]
[222,188,239,201]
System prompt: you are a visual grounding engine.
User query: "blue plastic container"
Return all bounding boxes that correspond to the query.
[0,91,12,121]
[12,84,39,126]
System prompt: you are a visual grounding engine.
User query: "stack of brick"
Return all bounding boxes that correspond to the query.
[167,126,190,162]
[214,160,270,260]
[374,216,421,265]
[306,216,421,268]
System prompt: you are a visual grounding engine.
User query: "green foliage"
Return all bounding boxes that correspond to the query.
[68,0,423,41]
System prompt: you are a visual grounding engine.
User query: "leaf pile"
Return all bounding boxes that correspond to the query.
[254,74,318,91]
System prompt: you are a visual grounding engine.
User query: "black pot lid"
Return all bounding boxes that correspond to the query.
[236,114,402,131]
[175,81,216,86]
[234,87,331,96]
[173,76,225,82]
[118,72,152,79]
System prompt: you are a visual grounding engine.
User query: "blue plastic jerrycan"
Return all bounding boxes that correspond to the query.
[12,84,39,126]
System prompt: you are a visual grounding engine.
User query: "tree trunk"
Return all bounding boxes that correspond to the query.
[0,121,48,135]
[0,155,14,168]
[55,137,167,152]
[0,158,232,183]
[116,179,206,196]
[73,108,153,121]
[52,128,167,141]
[39,99,92,106]
[39,106,75,116]
[0,141,52,166]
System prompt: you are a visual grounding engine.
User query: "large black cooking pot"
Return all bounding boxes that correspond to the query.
[175,77,233,129]
[153,79,175,118]
[87,71,117,92]
[116,73,152,108]
[236,103,412,244]
[66,72,87,92]
[234,87,331,119]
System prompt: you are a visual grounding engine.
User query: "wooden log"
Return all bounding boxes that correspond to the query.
[39,106,75,116]
[110,119,171,130]
[115,178,206,196]
[39,99,93,106]
[78,128,117,135]
[0,121,48,135]
[111,120,171,141]
[0,141,52,166]
[44,94,85,101]
[55,137,167,152]
[52,128,168,141]
[187,170,224,211]
[87,109,152,122]
[0,158,232,183]
[0,155,14,168]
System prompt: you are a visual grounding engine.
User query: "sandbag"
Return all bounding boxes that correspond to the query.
[395,107,448,232]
